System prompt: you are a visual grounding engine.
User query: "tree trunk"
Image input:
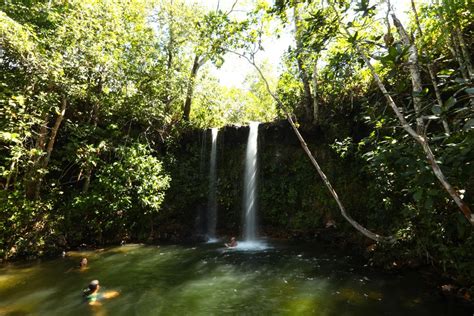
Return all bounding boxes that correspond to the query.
[428,65,451,135]
[183,55,205,121]
[164,12,175,110]
[294,3,313,122]
[312,61,319,124]
[27,97,67,200]
[4,160,16,190]
[25,116,48,199]
[449,28,470,81]
[392,14,425,135]
[82,169,92,193]
[83,79,103,193]
[43,97,67,167]
[454,24,473,80]
[409,1,450,135]
[410,0,423,36]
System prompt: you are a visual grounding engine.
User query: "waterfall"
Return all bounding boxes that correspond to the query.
[206,127,218,240]
[243,122,259,241]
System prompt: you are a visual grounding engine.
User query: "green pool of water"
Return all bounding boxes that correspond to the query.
[0,241,469,315]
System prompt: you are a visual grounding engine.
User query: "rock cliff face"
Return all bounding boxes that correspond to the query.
[160,120,371,241]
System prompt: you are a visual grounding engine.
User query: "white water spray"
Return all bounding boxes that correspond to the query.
[207,128,218,240]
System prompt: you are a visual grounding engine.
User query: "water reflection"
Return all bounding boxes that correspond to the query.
[0,242,469,315]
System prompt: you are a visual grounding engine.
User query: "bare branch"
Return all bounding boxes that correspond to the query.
[225,0,239,15]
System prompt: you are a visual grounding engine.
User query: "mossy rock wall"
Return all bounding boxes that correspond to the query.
[160,120,372,240]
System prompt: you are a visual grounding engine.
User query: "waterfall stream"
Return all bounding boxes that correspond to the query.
[243,122,259,241]
[206,127,218,240]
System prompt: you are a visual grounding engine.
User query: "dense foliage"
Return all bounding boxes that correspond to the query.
[0,0,473,294]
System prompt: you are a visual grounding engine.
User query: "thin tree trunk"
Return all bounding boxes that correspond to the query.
[228,50,393,242]
[43,97,67,167]
[409,1,450,135]
[37,121,48,151]
[449,28,469,81]
[454,25,473,80]
[83,78,103,193]
[82,171,91,193]
[312,61,319,124]
[25,116,48,199]
[428,65,451,135]
[32,96,67,198]
[391,14,425,135]
[183,55,205,121]
[4,160,16,190]
[410,0,423,36]
[164,7,175,110]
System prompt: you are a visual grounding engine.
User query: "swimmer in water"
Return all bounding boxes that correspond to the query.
[83,280,119,306]
[225,237,238,248]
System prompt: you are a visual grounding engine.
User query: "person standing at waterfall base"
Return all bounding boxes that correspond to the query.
[225,237,238,248]
[83,279,119,306]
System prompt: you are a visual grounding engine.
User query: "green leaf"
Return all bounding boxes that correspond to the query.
[431,105,442,115]
[444,97,456,109]
[463,119,474,131]
[348,31,359,43]
[413,88,428,97]
[454,77,466,84]
[424,197,433,210]
[413,190,423,202]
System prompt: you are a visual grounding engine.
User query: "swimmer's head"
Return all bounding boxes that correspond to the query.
[88,280,99,291]
[80,257,88,267]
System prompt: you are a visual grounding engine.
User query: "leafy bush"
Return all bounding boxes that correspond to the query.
[68,143,170,244]
[0,190,59,259]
